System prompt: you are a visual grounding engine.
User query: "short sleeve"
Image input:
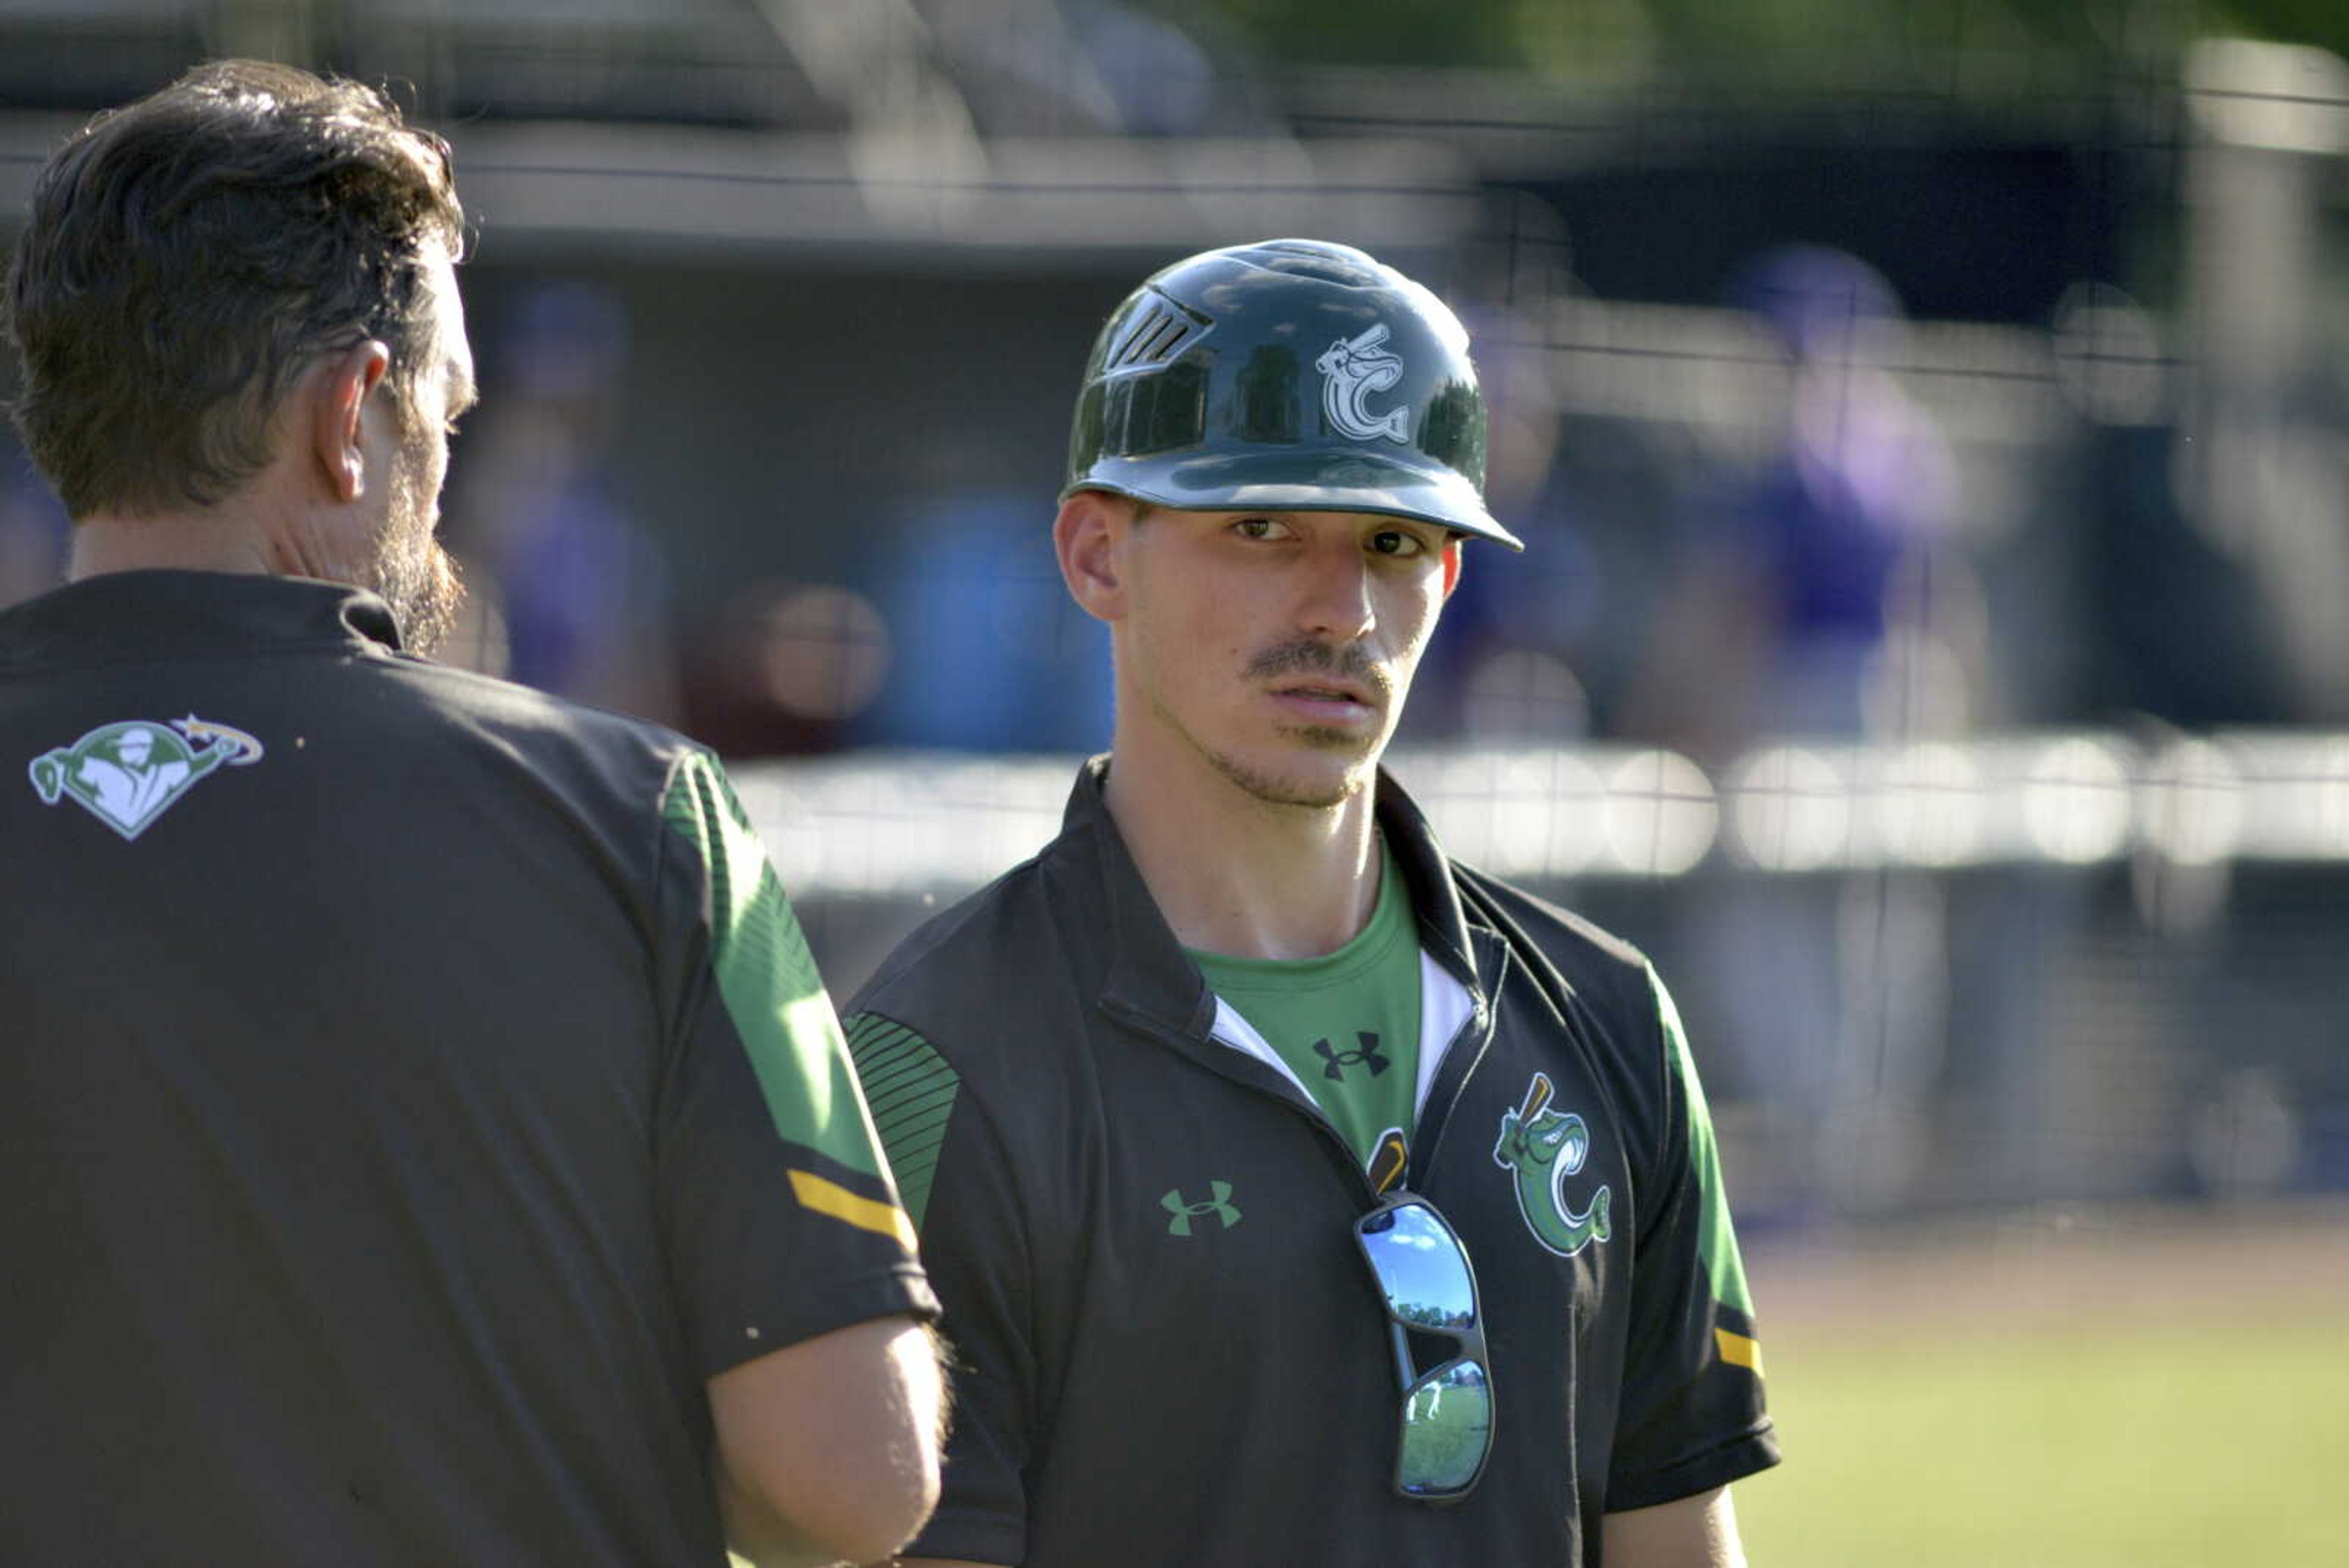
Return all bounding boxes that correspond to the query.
[653,752,937,1379]
[845,1010,1033,1567]
[1605,965,1781,1510]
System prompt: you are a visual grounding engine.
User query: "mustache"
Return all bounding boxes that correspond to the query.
[1244,637,1390,699]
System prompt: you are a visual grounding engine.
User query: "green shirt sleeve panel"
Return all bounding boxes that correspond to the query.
[1606,960,1779,1507]
[1650,965,1756,1318]
[659,749,889,1183]
[650,751,935,1380]
[844,1011,962,1232]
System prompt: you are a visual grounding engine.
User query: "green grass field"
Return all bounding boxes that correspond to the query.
[1737,1213,2349,1568]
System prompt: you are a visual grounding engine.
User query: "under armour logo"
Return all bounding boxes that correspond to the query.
[1312,1031,1390,1081]
[1161,1181,1242,1236]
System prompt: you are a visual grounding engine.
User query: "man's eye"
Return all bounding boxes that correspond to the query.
[1234,517,1286,540]
[1370,529,1425,557]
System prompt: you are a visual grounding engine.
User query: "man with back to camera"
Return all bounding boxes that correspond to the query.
[1,61,941,1566]
[842,239,1779,1566]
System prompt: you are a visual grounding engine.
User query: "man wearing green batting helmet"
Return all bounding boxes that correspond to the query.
[1065,238,1521,548]
[845,239,1778,1567]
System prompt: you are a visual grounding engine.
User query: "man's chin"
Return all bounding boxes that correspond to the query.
[1206,740,1378,811]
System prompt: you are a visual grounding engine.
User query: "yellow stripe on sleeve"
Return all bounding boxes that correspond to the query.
[1715,1327,1764,1376]
[789,1169,918,1252]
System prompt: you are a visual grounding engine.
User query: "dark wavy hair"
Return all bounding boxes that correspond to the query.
[4,59,464,519]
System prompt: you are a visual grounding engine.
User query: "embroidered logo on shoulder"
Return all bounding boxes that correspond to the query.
[1493,1072,1612,1258]
[28,715,264,840]
[1316,322,1412,444]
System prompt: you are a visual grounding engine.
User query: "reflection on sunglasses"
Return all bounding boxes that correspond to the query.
[1355,1194,1494,1501]
[1400,1360,1491,1496]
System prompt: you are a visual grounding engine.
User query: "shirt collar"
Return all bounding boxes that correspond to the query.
[0,570,405,668]
[1059,754,1486,1035]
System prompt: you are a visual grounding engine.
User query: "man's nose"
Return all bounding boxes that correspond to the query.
[1293,551,1373,642]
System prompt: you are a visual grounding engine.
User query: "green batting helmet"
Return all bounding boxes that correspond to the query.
[1063,238,1523,549]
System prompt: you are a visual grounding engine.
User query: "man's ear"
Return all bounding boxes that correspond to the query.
[1441,537,1465,601]
[1055,489,1133,625]
[308,341,394,503]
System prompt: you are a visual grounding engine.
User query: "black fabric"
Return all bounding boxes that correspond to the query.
[0,571,933,1567]
[848,758,1778,1567]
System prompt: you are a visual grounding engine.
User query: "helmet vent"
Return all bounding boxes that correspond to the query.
[1106,297,1209,373]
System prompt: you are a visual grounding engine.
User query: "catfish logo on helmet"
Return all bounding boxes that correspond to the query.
[1316,323,1412,444]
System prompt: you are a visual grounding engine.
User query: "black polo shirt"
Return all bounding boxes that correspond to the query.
[845,759,1777,1567]
[0,571,933,1566]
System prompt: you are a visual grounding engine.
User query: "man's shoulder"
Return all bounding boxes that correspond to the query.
[848,823,1105,1050]
[386,656,703,788]
[1447,857,1656,1007]
[1447,860,1688,1154]
[333,660,735,887]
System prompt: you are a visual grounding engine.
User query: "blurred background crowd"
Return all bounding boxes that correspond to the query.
[4,0,2346,1230]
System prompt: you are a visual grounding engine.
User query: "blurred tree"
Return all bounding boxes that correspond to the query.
[1178,0,2340,78]
[1191,0,1547,68]
[2225,0,2349,58]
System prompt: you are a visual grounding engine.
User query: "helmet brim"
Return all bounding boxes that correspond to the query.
[1066,450,1525,551]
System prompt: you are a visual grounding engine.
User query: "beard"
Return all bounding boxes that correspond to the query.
[374,540,465,657]
[369,447,466,656]
[1200,737,1375,810]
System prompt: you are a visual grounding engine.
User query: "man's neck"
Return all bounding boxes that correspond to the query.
[1103,730,1384,962]
[69,446,355,585]
[69,505,280,582]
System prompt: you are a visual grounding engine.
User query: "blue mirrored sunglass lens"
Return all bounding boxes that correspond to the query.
[1359,1200,1477,1330]
[1398,1360,1491,1495]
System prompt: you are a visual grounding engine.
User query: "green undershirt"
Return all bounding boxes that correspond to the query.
[1190,844,1421,1181]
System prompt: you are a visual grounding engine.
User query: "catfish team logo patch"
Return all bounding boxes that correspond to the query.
[1493,1072,1612,1257]
[28,716,264,839]
[1316,322,1412,443]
